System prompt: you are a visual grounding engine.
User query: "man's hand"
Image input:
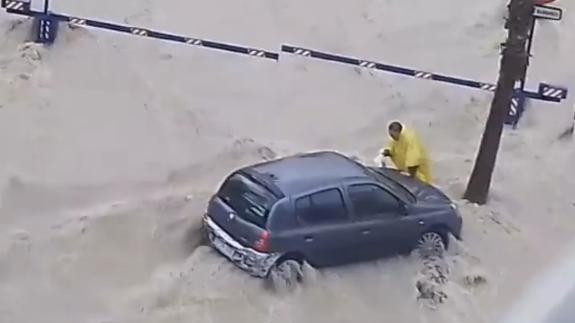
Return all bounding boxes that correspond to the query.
[381,149,392,157]
[407,166,419,178]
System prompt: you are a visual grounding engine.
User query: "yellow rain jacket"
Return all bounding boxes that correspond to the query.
[384,127,432,184]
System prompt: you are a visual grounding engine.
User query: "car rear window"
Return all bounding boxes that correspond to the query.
[218,173,278,228]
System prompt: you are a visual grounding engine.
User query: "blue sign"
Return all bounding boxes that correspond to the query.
[533,5,562,21]
[1,0,30,11]
[34,14,58,44]
[506,91,526,127]
[539,83,568,102]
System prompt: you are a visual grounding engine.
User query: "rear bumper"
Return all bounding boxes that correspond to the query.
[203,215,280,278]
[451,211,464,240]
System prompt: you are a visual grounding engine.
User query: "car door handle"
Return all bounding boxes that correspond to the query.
[418,220,425,226]
[361,230,371,235]
[304,236,314,242]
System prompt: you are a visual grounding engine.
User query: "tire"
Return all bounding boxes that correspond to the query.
[417,231,446,259]
[268,259,303,292]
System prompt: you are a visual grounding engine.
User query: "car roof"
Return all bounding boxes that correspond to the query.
[241,151,371,196]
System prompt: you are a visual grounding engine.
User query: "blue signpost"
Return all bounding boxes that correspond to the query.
[510,3,565,127]
[0,0,568,127]
[34,0,57,44]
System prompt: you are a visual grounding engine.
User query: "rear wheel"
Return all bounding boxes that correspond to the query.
[268,259,303,292]
[417,231,446,258]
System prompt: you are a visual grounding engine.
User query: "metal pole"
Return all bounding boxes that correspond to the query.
[463,0,534,204]
[520,16,537,91]
[43,0,49,14]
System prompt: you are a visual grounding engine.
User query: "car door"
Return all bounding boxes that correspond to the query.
[291,187,360,267]
[346,183,422,257]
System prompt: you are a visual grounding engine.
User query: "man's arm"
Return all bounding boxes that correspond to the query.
[404,135,421,178]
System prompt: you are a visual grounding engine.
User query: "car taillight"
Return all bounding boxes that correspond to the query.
[254,231,269,252]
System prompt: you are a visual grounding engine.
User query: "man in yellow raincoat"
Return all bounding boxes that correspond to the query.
[381,121,432,184]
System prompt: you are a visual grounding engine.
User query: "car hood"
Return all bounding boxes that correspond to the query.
[369,167,452,204]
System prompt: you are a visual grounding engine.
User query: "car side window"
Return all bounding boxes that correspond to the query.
[295,189,348,225]
[348,184,400,218]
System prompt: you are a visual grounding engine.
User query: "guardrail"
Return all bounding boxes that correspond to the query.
[1,0,569,127]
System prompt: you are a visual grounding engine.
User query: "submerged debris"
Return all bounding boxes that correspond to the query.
[462,270,488,287]
[416,255,450,308]
[17,42,43,62]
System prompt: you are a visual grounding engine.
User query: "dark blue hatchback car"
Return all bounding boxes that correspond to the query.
[203,151,462,287]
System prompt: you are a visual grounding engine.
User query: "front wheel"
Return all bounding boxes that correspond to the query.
[417,231,446,258]
[268,259,303,292]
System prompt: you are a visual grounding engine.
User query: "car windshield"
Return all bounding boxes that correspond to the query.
[218,173,278,228]
[365,168,416,203]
